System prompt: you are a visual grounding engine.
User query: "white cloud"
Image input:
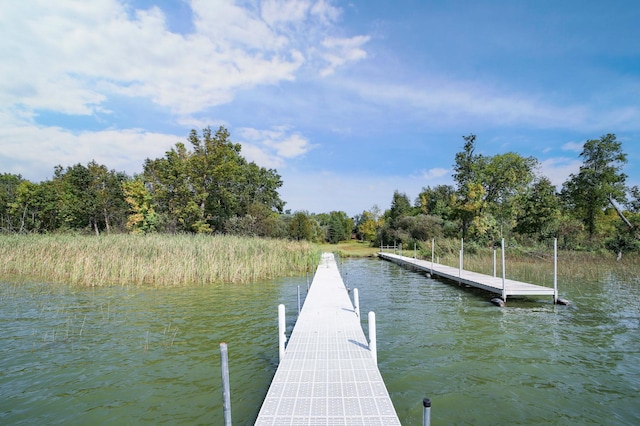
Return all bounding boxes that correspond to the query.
[237,126,314,168]
[310,0,341,24]
[0,0,371,180]
[0,116,180,181]
[319,35,370,76]
[338,74,640,132]
[0,0,367,121]
[539,157,582,187]
[421,168,449,180]
[562,141,584,152]
[239,143,284,169]
[261,0,311,27]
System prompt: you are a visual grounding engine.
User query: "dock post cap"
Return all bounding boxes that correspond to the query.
[423,398,431,408]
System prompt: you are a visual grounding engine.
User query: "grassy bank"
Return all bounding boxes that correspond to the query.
[0,234,321,287]
[318,240,379,257]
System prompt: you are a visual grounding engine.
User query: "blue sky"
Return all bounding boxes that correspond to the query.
[1,0,639,216]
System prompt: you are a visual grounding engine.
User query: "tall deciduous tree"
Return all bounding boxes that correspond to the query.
[289,211,314,241]
[482,152,538,235]
[561,134,627,239]
[144,126,284,233]
[0,173,23,232]
[354,205,383,243]
[514,177,560,240]
[416,185,456,220]
[452,134,486,239]
[388,191,412,227]
[122,178,158,234]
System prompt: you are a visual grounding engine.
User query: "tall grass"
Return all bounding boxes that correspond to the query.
[0,234,321,287]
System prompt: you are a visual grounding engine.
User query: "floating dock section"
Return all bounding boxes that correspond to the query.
[255,253,400,425]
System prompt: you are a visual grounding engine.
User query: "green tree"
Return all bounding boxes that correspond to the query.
[354,205,384,243]
[52,164,95,231]
[144,127,284,233]
[289,211,314,241]
[514,177,561,240]
[627,186,640,213]
[452,134,486,239]
[87,161,129,234]
[144,142,205,232]
[0,173,24,232]
[9,180,41,233]
[326,211,353,243]
[388,191,412,227]
[47,162,129,235]
[122,178,158,234]
[482,152,538,236]
[416,185,456,219]
[561,134,627,239]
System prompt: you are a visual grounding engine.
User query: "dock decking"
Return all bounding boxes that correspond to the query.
[255,253,400,425]
[379,252,556,301]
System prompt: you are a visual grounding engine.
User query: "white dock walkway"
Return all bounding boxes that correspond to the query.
[255,253,400,425]
[379,252,556,301]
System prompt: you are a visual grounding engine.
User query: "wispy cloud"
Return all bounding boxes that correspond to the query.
[338,75,640,132]
[319,35,370,77]
[0,116,180,181]
[562,141,584,152]
[539,157,582,187]
[0,0,368,120]
[238,126,315,168]
[421,168,449,181]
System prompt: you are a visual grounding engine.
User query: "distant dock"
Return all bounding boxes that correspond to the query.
[379,251,557,302]
[255,253,400,425]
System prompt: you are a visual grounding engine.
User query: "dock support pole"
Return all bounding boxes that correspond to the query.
[414,243,417,259]
[297,285,301,315]
[220,343,232,426]
[431,238,434,275]
[461,238,464,270]
[553,238,558,304]
[422,398,431,426]
[278,304,286,362]
[353,288,360,318]
[459,250,463,283]
[501,238,506,302]
[493,248,497,277]
[368,311,377,364]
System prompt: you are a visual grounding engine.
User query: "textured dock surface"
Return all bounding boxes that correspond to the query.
[255,253,400,425]
[379,252,556,299]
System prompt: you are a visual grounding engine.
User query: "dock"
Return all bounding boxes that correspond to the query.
[379,252,557,301]
[255,253,400,425]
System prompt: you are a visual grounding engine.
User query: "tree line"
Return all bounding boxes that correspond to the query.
[1,128,638,255]
[0,126,352,243]
[354,134,640,257]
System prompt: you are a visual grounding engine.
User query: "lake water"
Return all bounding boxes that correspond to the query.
[1,256,639,425]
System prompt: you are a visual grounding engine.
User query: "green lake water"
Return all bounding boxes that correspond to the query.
[1,257,639,425]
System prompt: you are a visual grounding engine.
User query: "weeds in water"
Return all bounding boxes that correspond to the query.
[79,314,86,337]
[0,234,321,287]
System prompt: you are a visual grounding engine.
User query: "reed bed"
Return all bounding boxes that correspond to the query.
[0,234,321,287]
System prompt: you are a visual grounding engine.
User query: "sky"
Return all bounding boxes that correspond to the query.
[2,0,639,216]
